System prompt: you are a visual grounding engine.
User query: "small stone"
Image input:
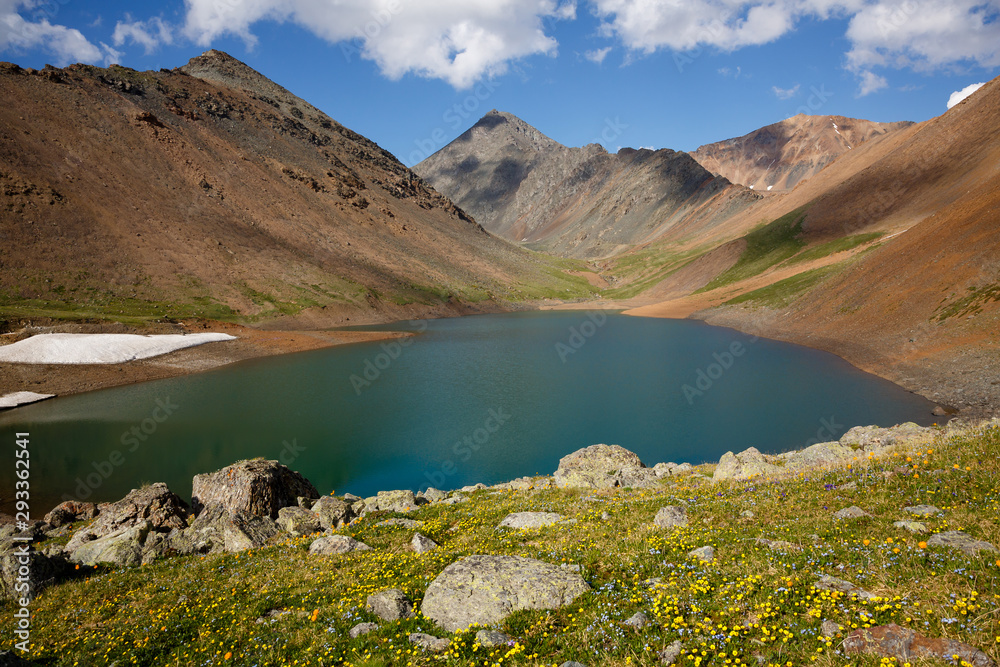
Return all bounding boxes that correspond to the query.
[624,611,651,628]
[740,510,755,519]
[821,619,843,637]
[308,535,371,555]
[838,481,858,490]
[422,488,448,502]
[411,533,438,553]
[689,546,715,562]
[893,520,929,534]
[476,629,514,647]
[349,622,378,638]
[756,537,801,552]
[601,511,610,520]
[926,531,997,555]
[659,640,684,664]
[498,512,564,529]
[814,574,877,601]
[832,506,871,520]
[904,505,941,517]
[408,632,450,653]
[653,505,688,529]
[559,662,589,667]
[367,589,414,621]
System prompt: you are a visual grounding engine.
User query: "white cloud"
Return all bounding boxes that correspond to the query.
[182,0,576,89]
[113,16,173,55]
[585,46,611,63]
[772,83,800,99]
[0,0,119,65]
[857,69,888,96]
[947,81,986,108]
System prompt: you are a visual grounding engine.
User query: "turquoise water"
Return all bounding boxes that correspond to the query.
[0,312,937,514]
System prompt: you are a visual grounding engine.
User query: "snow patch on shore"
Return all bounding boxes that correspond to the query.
[0,333,236,364]
[0,391,55,409]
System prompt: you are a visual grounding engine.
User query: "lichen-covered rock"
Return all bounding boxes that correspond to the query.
[653,505,688,529]
[43,501,99,527]
[624,612,651,628]
[785,441,856,470]
[756,537,801,552]
[814,575,877,601]
[191,459,318,519]
[893,520,928,534]
[844,623,995,667]
[422,488,448,502]
[377,518,424,529]
[904,505,940,517]
[409,632,450,652]
[476,629,514,647]
[367,589,414,621]
[713,447,780,481]
[411,533,438,554]
[276,506,321,536]
[497,512,564,529]
[422,555,590,632]
[311,496,353,529]
[87,483,188,537]
[926,531,997,555]
[365,490,419,513]
[839,423,932,450]
[349,622,378,638]
[554,444,658,489]
[0,546,70,600]
[309,535,371,555]
[69,521,151,567]
[688,546,715,562]
[832,506,871,521]
[179,506,280,554]
[659,640,684,665]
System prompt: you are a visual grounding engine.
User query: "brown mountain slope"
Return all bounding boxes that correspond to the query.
[629,77,1000,414]
[690,114,913,192]
[414,110,758,259]
[0,52,592,329]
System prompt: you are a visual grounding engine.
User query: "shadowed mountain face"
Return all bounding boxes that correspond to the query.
[0,52,591,327]
[690,114,914,192]
[414,110,758,259]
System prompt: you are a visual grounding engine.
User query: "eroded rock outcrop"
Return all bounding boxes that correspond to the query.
[554,444,657,489]
[191,459,318,519]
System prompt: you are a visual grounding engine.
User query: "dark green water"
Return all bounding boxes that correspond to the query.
[1,312,937,514]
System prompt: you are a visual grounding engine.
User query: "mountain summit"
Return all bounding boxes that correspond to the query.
[414,111,756,258]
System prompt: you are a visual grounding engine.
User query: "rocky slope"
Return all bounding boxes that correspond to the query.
[690,114,913,192]
[0,52,590,330]
[414,110,758,258]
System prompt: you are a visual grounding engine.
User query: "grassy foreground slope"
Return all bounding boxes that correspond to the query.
[6,421,999,666]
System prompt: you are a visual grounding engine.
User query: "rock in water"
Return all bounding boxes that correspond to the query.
[497,512,564,529]
[422,555,590,632]
[713,447,780,481]
[191,459,318,519]
[367,589,414,621]
[653,506,688,529]
[553,444,658,489]
[844,623,995,667]
[309,535,371,555]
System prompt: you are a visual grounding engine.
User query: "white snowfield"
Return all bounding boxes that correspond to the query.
[0,391,55,409]
[0,333,236,364]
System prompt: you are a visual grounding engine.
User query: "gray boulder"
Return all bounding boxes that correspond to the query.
[785,441,855,471]
[309,535,371,555]
[833,506,871,520]
[688,546,715,562]
[0,546,70,600]
[365,490,419,513]
[904,505,941,517]
[713,447,780,481]
[839,423,931,451]
[191,459,318,519]
[312,496,354,529]
[180,506,280,554]
[553,444,658,489]
[87,483,188,537]
[69,521,151,567]
[653,505,688,529]
[476,629,514,647]
[276,506,321,536]
[350,622,378,638]
[498,512,564,529]
[411,533,438,554]
[422,487,448,502]
[367,589,414,621]
[624,611,651,629]
[409,632,450,652]
[652,462,679,477]
[926,531,997,555]
[422,554,590,632]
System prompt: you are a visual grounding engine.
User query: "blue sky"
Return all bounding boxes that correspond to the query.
[2,0,997,165]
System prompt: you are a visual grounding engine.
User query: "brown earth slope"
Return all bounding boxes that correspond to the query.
[414,110,758,259]
[630,78,1000,415]
[690,114,913,193]
[0,51,593,331]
